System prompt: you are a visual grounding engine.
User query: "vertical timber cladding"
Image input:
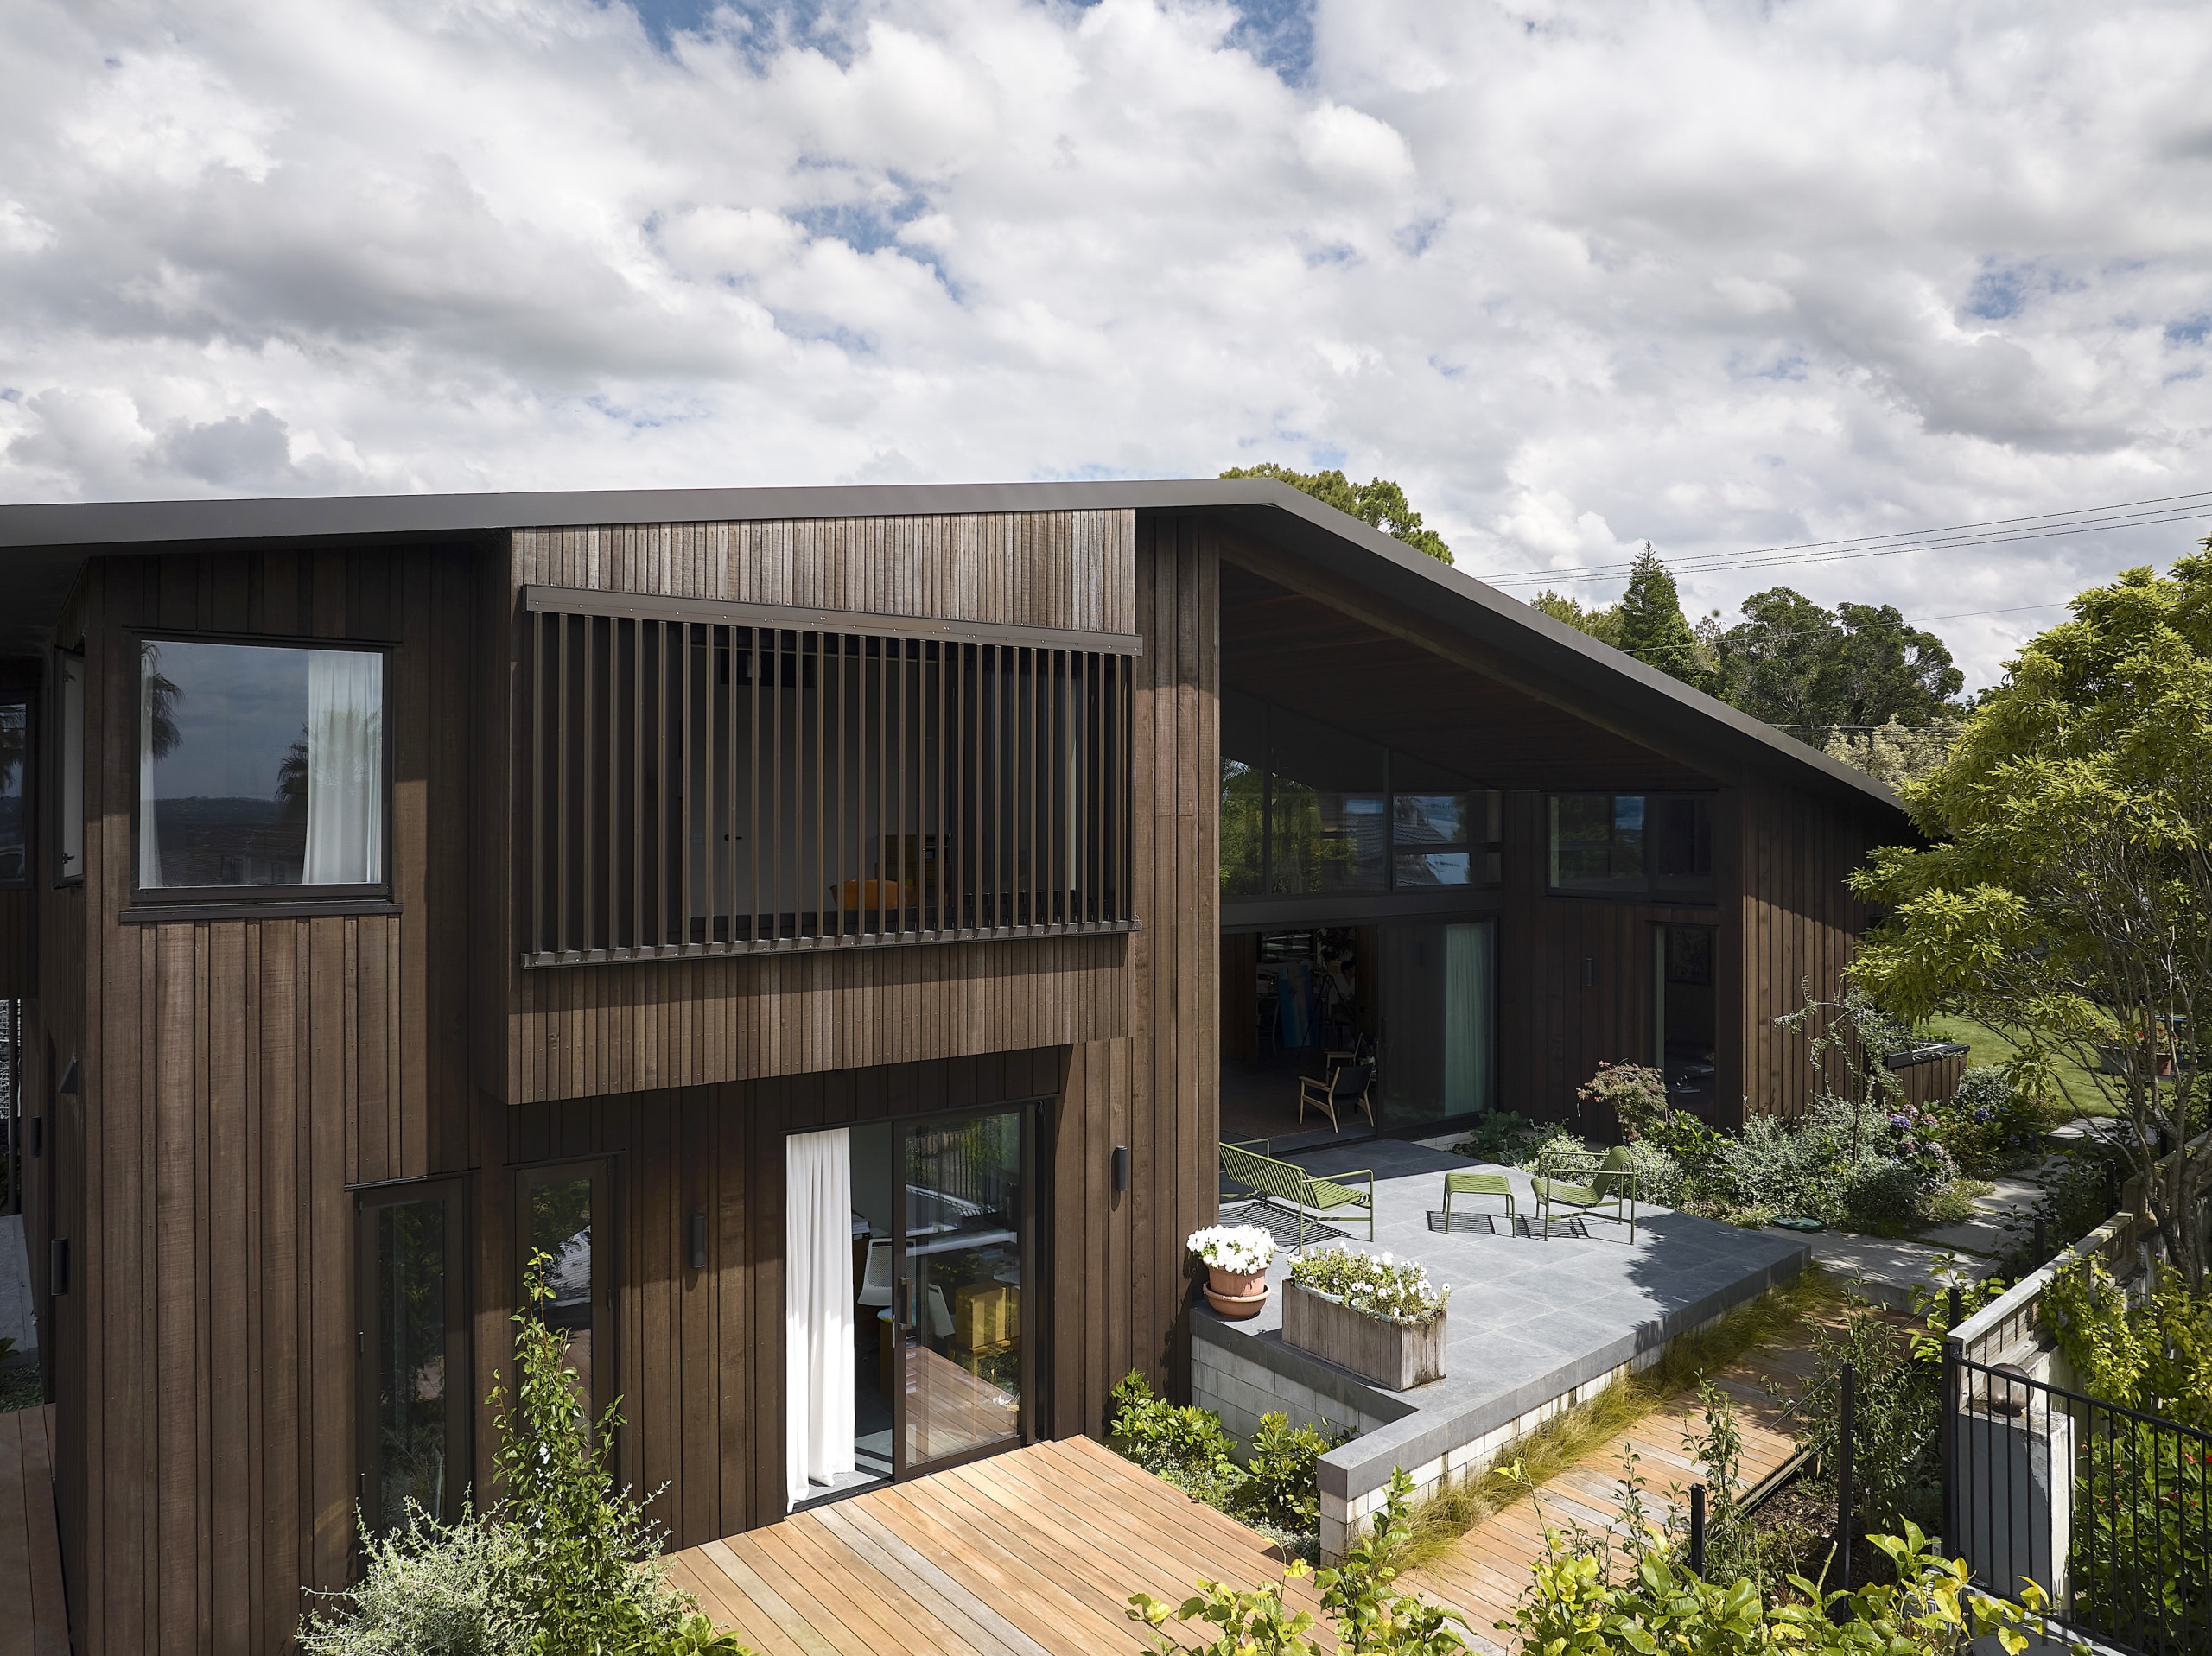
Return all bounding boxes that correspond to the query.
[1052,511,1217,1427]
[54,546,479,1656]
[1739,771,1876,1120]
[496,512,1146,1106]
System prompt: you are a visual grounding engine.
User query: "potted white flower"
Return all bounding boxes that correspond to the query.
[1282,1246,1448,1389]
[1187,1224,1277,1319]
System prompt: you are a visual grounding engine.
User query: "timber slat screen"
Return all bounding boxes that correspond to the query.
[522,590,1137,964]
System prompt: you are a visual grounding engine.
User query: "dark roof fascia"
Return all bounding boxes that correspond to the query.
[1192,491,1909,822]
[0,477,1906,820]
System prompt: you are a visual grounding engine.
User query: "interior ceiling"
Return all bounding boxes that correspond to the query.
[1219,561,1717,792]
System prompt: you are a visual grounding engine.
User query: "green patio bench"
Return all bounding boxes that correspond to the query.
[1532,1144,1639,1240]
[1218,1139,1375,1248]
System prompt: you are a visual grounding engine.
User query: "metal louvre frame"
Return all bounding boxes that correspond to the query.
[521,600,1136,966]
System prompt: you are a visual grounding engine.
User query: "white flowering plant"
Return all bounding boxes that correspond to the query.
[1287,1246,1448,1324]
[1187,1224,1277,1275]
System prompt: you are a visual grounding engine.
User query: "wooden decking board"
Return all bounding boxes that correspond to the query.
[663,1440,1312,1656]
[817,1502,1049,1656]
[1407,1329,1816,1616]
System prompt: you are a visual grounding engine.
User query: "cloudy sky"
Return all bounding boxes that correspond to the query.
[5,0,2212,686]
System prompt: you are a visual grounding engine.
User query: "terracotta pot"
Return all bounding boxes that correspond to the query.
[1203,1284,1269,1319]
[1207,1264,1268,1299]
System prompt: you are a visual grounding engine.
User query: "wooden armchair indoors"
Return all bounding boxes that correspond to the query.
[1298,1063,1375,1133]
[1531,1144,1639,1240]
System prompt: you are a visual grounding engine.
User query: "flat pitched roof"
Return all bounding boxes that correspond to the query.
[0,478,1905,817]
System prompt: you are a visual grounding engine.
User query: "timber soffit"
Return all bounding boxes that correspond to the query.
[0,476,1906,821]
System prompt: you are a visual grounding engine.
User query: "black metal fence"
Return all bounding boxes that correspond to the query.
[1947,1350,2212,1656]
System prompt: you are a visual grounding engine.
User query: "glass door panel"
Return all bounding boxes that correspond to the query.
[1376,919,1495,1131]
[356,1180,467,1535]
[897,1109,1026,1471]
[518,1162,613,1429]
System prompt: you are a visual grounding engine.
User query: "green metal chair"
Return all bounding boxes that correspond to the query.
[1532,1145,1639,1240]
[1442,1171,1516,1230]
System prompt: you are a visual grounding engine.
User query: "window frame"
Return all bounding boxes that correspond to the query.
[353,1175,472,1541]
[512,1157,619,1440]
[1219,694,1505,902]
[1545,790,1718,903]
[52,649,82,890]
[0,688,33,891]
[125,629,399,920]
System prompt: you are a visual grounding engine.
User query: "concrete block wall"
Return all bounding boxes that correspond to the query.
[1192,1332,1399,1450]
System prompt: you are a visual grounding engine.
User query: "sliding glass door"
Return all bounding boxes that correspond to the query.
[799,1103,1036,1510]
[896,1108,1028,1473]
[1376,919,1496,1132]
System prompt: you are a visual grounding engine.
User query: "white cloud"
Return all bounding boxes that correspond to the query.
[3,0,2212,686]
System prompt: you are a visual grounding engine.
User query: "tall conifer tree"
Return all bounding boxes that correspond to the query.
[1614,543,1709,689]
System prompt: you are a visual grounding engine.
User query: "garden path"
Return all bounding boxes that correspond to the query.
[1405,1335,1820,1654]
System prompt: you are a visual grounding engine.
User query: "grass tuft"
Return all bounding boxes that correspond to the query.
[1398,1266,1840,1570]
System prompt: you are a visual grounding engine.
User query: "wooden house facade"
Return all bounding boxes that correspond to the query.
[0,479,1905,1653]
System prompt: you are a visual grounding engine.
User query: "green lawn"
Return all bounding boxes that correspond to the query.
[1922,1013,2117,1117]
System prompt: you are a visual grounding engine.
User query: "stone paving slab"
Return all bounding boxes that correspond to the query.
[1204,1142,1809,1508]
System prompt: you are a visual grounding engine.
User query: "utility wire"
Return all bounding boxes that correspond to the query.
[1483,490,2212,587]
[1599,600,2075,665]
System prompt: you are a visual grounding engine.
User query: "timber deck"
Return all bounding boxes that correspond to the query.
[1406,1337,1819,1653]
[659,1435,1323,1656]
[0,1404,67,1656]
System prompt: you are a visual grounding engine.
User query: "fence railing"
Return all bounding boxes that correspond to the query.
[1948,1353,2212,1656]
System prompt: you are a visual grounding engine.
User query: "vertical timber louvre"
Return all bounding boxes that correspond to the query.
[522,592,1139,965]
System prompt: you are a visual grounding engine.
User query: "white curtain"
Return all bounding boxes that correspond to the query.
[137,643,162,889]
[303,651,383,885]
[785,1127,855,1508]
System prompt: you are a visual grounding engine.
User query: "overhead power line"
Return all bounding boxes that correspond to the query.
[1484,489,2212,588]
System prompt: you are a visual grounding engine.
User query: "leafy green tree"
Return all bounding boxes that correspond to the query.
[1221,463,1452,564]
[1613,544,1713,689]
[1528,590,1624,647]
[1851,554,2212,1282]
[1709,587,1962,734]
[1825,715,1966,789]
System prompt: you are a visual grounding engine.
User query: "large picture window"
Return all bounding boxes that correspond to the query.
[1548,793,1713,901]
[136,638,385,895]
[55,652,82,886]
[1218,692,1502,900]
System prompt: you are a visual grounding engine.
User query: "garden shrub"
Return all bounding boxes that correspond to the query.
[1234,1412,1334,1537]
[1931,1065,2046,1173]
[1129,1469,1469,1656]
[1108,1370,1242,1506]
[300,1254,753,1656]
[1109,1372,1343,1551]
[1801,1300,1941,1541]
[1579,1062,1669,1141]
[1451,1109,1551,1165]
[1521,1126,1590,1173]
[1622,1139,1684,1209]
[1501,1520,2072,1656]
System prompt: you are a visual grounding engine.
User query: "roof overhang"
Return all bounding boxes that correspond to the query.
[0,477,1908,822]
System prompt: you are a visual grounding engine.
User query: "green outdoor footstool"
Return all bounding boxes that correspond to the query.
[1443,1171,1516,1231]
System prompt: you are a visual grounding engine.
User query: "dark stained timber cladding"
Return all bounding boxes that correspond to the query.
[521,603,1136,965]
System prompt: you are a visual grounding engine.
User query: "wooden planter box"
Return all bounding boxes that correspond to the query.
[1281,1280,1445,1390]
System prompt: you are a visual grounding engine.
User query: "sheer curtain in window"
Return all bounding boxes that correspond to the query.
[138,642,163,889]
[304,651,383,885]
[785,1127,855,1507]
